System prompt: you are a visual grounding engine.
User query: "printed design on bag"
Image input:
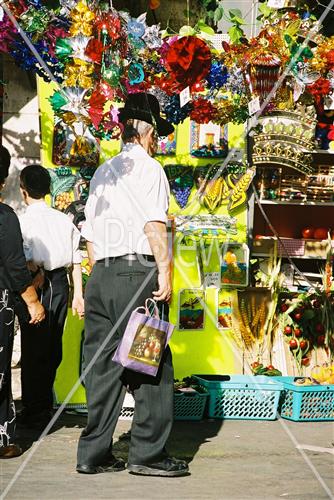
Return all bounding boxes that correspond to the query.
[128,324,167,367]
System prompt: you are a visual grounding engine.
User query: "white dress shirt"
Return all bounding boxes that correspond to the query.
[81,143,170,260]
[19,201,82,271]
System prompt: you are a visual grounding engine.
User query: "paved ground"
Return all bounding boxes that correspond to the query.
[0,410,333,500]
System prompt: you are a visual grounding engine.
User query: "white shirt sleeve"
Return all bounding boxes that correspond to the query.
[18,215,32,262]
[81,181,98,242]
[72,225,82,264]
[142,164,170,225]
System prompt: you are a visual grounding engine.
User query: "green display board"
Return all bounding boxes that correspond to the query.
[37,79,247,408]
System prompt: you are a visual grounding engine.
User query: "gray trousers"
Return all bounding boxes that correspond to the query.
[77,258,174,466]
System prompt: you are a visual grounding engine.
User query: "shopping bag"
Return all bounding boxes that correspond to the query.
[112,299,174,376]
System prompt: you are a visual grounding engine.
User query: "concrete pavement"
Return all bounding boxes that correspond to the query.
[0,412,333,500]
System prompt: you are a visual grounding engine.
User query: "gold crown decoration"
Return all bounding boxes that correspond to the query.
[252,105,317,175]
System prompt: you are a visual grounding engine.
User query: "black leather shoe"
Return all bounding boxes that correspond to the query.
[0,444,22,459]
[76,456,126,474]
[127,457,189,477]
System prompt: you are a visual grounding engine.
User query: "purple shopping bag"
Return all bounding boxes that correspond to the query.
[112,299,175,376]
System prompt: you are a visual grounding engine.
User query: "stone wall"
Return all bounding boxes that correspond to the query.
[1,55,40,212]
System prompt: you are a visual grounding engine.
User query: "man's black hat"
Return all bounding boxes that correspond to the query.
[119,93,174,137]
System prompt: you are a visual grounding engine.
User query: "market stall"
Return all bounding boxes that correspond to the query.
[1,0,333,418]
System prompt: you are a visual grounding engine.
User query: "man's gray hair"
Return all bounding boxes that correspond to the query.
[122,119,154,143]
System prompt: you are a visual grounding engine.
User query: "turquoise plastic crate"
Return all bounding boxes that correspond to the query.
[174,389,209,421]
[192,375,283,420]
[275,376,334,422]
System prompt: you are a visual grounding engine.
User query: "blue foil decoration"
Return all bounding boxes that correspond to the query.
[207,62,229,89]
[164,95,192,125]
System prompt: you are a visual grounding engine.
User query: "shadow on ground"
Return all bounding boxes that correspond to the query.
[113,420,223,464]
[17,410,223,465]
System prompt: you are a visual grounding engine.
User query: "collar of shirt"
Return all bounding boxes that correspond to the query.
[121,143,148,157]
[25,200,48,212]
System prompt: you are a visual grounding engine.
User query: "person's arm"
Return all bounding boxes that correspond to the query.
[144,221,171,302]
[0,209,44,324]
[81,180,98,268]
[86,241,95,267]
[71,263,85,319]
[20,285,45,324]
[71,225,85,318]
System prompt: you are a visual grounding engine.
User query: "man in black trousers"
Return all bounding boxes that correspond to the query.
[77,93,189,477]
[18,165,84,428]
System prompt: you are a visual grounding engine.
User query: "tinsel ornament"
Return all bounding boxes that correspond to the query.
[206,62,229,90]
[102,63,121,86]
[19,6,52,40]
[95,12,122,42]
[165,36,212,87]
[128,62,145,85]
[85,38,104,64]
[190,97,217,124]
[64,58,94,88]
[214,99,235,125]
[164,95,192,125]
[0,14,16,53]
[69,1,95,37]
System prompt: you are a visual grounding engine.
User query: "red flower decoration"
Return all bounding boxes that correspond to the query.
[190,97,217,124]
[307,77,331,97]
[95,13,122,42]
[85,38,105,64]
[88,89,106,129]
[165,36,211,87]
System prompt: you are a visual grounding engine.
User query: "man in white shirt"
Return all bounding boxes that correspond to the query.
[18,165,84,428]
[77,93,189,477]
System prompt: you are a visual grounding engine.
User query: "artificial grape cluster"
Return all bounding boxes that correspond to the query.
[173,185,192,209]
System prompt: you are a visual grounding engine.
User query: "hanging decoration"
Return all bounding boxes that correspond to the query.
[1,0,334,155]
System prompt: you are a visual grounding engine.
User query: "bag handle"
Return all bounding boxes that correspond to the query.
[145,298,160,319]
[134,298,160,319]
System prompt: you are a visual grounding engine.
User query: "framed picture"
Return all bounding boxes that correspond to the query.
[190,121,228,158]
[221,243,249,287]
[157,128,177,155]
[178,289,205,330]
[217,289,234,329]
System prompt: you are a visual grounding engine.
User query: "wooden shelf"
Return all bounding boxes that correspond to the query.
[259,200,334,206]
[252,253,327,260]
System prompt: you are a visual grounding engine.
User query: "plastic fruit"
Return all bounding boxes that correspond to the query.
[280,303,288,312]
[294,312,302,321]
[314,227,328,240]
[317,334,325,345]
[301,227,314,239]
[294,328,302,337]
[312,299,321,308]
[284,326,292,335]
[301,357,310,366]
[289,339,298,349]
[299,339,308,351]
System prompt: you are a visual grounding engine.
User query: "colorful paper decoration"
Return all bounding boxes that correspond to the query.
[178,289,205,330]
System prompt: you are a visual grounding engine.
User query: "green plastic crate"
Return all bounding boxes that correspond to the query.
[174,389,208,421]
[275,376,334,422]
[192,375,283,420]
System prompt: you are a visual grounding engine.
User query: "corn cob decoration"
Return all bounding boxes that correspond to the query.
[228,168,255,213]
[202,177,223,213]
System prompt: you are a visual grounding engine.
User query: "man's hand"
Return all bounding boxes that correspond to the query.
[153,270,172,303]
[72,295,85,319]
[28,301,45,325]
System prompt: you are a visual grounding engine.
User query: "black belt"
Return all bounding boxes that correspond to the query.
[97,254,155,264]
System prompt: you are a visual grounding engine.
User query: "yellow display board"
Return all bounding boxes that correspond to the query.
[37,79,247,407]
